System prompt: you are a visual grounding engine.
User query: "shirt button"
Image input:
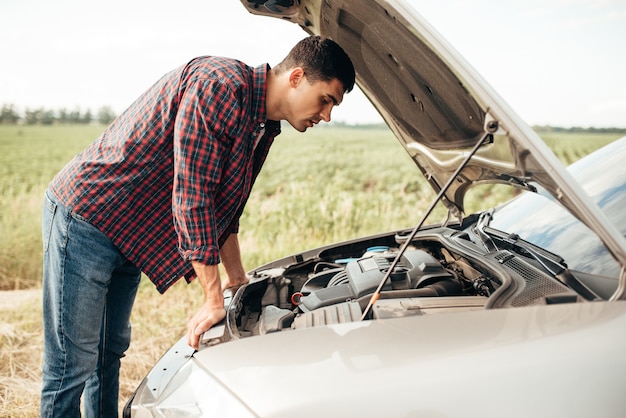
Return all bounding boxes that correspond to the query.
[260,122,265,128]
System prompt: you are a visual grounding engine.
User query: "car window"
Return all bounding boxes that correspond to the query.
[489,137,626,278]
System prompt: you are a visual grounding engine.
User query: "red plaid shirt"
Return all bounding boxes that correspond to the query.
[50,57,280,293]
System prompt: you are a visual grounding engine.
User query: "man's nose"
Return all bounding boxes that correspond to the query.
[320,105,332,123]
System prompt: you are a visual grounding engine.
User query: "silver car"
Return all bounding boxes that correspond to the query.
[124,0,626,416]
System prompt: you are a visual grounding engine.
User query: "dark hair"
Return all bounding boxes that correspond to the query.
[275,35,355,93]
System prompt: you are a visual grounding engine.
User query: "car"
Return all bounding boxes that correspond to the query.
[124,0,626,417]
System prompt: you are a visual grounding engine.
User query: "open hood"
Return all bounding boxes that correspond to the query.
[240,0,626,295]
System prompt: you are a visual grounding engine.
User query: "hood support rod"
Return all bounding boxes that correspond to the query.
[361,132,493,320]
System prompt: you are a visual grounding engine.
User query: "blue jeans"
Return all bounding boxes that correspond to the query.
[40,191,141,418]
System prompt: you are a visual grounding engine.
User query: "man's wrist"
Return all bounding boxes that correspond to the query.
[191,261,223,303]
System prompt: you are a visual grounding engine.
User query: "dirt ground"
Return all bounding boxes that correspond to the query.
[0,289,42,418]
[0,289,40,311]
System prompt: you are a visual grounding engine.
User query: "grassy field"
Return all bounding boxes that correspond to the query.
[0,124,621,416]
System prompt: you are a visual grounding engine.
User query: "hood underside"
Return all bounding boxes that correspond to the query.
[240,0,626,291]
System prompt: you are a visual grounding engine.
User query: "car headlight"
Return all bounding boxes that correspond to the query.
[126,338,254,418]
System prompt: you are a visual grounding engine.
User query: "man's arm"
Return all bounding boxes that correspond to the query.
[186,261,226,349]
[186,234,249,349]
[219,233,250,290]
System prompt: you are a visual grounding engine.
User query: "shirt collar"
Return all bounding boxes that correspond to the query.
[253,64,281,134]
[252,64,271,124]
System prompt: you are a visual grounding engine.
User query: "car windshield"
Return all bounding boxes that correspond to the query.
[488,137,626,279]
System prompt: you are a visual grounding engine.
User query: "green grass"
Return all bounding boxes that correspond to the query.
[0,125,105,289]
[239,127,442,267]
[0,124,621,290]
[540,131,618,165]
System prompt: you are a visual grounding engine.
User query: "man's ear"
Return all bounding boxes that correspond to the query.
[288,67,305,88]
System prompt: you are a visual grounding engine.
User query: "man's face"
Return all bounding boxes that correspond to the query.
[286,71,345,132]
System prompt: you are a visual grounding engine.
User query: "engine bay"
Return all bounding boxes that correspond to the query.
[217,226,583,342]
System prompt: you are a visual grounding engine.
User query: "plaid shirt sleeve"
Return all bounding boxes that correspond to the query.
[172,75,243,266]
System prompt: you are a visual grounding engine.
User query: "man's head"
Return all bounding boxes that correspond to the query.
[269,36,355,132]
[274,36,355,94]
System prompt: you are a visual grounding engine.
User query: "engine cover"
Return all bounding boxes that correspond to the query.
[298,250,454,312]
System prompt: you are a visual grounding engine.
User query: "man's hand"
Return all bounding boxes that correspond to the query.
[187,261,224,349]
[186,301,226,349]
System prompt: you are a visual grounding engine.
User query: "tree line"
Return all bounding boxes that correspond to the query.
[2,102,624,133]
[532,125,626,134]
[0,103,117,125]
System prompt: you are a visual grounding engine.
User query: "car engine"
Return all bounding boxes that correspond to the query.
[219,228,582,342]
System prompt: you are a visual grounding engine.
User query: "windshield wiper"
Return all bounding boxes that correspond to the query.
[481,225,600,301]
[482,226,564,274]
[474,209,498,252]
[476,209,568,277]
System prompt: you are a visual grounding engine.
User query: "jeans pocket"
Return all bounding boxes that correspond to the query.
[42,192,57,254]
[69,210,90,223]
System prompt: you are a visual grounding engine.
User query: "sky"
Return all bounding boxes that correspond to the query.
[1,0,625,127]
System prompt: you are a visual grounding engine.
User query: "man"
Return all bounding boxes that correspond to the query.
[40,35,355,418]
